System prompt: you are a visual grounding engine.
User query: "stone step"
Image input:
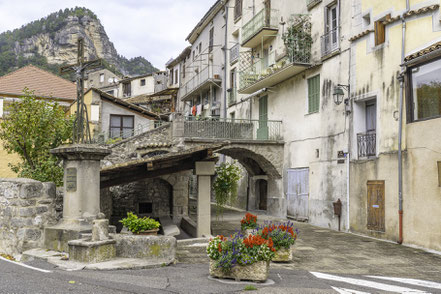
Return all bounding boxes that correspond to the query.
[177,258,209,264]
[177,237,209,246]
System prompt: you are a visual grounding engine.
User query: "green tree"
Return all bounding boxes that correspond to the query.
[0,89,74,185]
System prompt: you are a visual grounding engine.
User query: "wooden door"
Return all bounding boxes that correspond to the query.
[367,181,385,232]
[287,168,309,220]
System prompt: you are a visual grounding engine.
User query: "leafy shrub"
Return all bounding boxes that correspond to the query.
[213,161,242,216]
[119,212,160,234]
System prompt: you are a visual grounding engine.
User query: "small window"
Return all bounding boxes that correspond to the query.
[139,202,153,214]
[234,0,243,20]
[100,73,104,83]
[374,14,390,46]
[209,28,214,53]
[106,90,114,96]
[182,64,186,78]
[199,42,202,54]
[110,115,134,139]
[122,82,131,97]
[140,79,146,86]
[408,58,441,121]
[174,69,178,85]
[308,75,320,113]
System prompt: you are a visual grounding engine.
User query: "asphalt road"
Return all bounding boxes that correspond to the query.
[1,258,441,294]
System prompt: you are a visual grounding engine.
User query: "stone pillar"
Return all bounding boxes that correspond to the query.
[267,177,286,218]
[45,145,111,252]
[195,161,215,237]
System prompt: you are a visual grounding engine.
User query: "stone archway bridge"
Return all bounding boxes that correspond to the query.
[101,116,286,220]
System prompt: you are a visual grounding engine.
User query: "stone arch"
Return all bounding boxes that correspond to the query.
[216,146,281,178]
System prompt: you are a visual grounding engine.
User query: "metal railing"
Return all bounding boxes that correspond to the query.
[357,131,376,158]
[230,43,240,64]
[183,116,282,141]
[180,66,222,99]
[239,42,311,91]
[242,8,279,45]
[228,88,237,106]
[92,120,168,145]
[321,27,340,57]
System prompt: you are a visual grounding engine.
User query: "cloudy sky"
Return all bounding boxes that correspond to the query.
[0,0,216,70]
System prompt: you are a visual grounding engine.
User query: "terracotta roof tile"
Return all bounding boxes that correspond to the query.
[0,65,76,101]
[405,41,441,62]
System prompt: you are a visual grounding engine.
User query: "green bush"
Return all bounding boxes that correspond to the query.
[119,212,160,234]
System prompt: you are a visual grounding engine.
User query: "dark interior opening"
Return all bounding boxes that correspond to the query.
[139,202,153,214]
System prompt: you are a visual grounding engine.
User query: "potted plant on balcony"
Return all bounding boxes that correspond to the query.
[240,212,258,236]
[207,233,275,282]
[257,221,299,262]
[119,212,160,235]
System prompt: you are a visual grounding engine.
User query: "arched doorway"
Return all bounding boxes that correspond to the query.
[255,179,268,210]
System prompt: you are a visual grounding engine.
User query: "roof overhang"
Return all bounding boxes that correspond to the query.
[100,144,223,188]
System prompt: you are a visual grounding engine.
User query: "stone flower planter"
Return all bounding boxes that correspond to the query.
[134,228,159,236]
[209,259,270,282]
[243,228,256,236]
[272,245,294,262]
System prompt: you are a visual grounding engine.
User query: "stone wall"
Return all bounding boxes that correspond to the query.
[0,179,60,256]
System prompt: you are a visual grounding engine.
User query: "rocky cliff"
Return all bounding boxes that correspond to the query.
[0,7,157,77]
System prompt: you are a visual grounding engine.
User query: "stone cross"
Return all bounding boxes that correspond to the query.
[60,38,102,144]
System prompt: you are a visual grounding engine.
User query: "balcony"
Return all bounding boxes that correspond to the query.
[180,66,222,101]
[239,42,311,94]
[357,131,376,158]
[230,43,240,64]
[228,88,237,106]
[183,117,282,141]
[241,8,279,48]
[321,27,340,58]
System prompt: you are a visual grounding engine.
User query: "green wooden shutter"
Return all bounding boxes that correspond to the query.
[308,75,320,113]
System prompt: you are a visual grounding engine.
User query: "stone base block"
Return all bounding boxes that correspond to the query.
[111,234,176,263]
[44,224,91,252]
[272,245,293,262]
[209,260,270,282]
[68,239,116,263]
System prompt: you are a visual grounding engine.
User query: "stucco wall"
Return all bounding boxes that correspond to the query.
[0,140,20,178]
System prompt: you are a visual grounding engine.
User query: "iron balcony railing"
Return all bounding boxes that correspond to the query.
[357,131,376,158]
[180,66,221,99]
[92,120,167,145]
[228,88,237,106]
[230,43,240,64]
[321,27,340,57]
[239,42,311,91]
[183,116,282,141]
[241,8,279,45]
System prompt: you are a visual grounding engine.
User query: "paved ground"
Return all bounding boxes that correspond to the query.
[1,208,440,293]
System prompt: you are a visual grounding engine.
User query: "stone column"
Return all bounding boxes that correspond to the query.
[267,177,286,218]
[195,161,215,237]
[45,145,111,252]
[51,145,111,224]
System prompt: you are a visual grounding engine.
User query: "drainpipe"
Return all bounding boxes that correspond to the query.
[223,1,229,119]
[397,1,409,245]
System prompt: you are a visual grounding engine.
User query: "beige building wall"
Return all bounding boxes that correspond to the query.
[350,0,441,251]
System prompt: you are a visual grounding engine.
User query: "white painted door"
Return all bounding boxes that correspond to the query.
[287,168,309,219]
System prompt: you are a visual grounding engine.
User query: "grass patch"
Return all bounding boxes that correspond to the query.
[244,285,257,291]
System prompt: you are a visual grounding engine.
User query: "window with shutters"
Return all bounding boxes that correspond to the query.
[374,14,390,46]
[209,28,214,53]
[307,75,320,113]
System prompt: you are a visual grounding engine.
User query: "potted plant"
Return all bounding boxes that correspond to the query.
[240,212,258,236]
[119,212,160,235]
[207,233,275,282]
[257,222,299,262]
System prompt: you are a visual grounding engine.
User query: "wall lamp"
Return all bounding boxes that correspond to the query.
[333,84,351,114]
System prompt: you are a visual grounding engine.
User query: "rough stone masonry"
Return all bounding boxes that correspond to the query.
[0,178,60,256]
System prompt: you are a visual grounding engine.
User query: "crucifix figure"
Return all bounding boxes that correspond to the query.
[61,38,102,144]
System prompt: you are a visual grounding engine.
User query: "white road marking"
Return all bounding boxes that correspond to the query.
[366,276,441,290]
[0,256,52,273]
[331,286,371,294]
[310,272,428,293]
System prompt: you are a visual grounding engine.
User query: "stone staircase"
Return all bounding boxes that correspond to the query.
[176,238,209,264]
